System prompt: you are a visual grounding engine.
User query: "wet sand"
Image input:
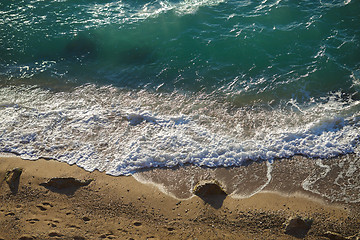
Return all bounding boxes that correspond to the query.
[134,155,360,203]
[1,155,359,240]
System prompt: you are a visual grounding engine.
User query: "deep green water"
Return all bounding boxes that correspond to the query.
[1,0,359,103]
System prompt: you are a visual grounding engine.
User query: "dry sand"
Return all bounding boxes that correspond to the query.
[1,155,359,240]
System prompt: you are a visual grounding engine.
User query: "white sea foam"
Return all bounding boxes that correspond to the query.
[320,0,352,7]
[0,85,359,177]
[85,0,225,27]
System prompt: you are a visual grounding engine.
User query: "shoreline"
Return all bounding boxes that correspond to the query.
[133,154,360,204]
[1,156,359,239]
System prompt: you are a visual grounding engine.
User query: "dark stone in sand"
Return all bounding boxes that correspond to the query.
[48,231,63,237]
[284,216,313,238]
[133,221,142,226]
[73,236,86,240]
[5,168,22,193]
[36,205,47,211]
[40,177,92,189]
[193,180,227,197]
[192,180,228,209]
[18,235,34,240]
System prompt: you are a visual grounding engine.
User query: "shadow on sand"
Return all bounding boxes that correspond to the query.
[40,177,92,196]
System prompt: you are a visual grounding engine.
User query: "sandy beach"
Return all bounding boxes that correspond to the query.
[1,155,359,240]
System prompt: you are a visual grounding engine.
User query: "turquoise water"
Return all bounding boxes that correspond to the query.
[2,0,359,100]
[1,0,360,182]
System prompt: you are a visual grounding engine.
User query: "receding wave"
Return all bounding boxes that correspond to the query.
[0,85,359,175]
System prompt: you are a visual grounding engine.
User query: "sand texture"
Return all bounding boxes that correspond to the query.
[1,156,359,240]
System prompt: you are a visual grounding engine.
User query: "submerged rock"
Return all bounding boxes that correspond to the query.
[284,216,313,238]
[65,34,97,58]
[40,177,92,189]
[5,168,23,193]
[193,180,227,197]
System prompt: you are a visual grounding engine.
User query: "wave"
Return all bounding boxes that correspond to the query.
[0,84,359,175]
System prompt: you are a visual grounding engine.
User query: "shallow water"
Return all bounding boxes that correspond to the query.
[134,155,360,203]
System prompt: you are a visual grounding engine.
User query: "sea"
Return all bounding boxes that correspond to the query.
[1,0,359,201]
